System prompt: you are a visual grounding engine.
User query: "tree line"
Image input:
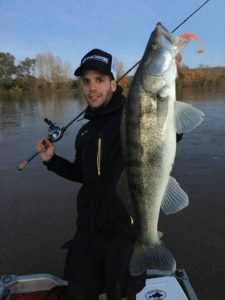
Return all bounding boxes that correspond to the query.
[176,64,225,90]
[0,51,75,94]
[0,51,127,95]
[1,50,225,95]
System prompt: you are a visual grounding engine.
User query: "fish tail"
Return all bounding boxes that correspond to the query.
[129,242,176,276]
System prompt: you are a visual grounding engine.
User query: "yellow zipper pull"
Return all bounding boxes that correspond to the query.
[97,138,102,176]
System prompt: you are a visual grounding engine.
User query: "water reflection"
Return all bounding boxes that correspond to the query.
[177,87,225,101]
[1,89,225,131]
[0,91,86,130]
[0,91,87,166]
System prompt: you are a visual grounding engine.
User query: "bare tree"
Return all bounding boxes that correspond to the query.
[35,52,71,88]
[114,58,125,80]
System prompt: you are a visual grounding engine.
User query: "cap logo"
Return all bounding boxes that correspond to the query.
[82,55,108,64]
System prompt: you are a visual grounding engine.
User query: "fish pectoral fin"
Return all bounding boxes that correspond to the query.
[175,101,204,133]
[161,176,189,215]
[116,169,136,218]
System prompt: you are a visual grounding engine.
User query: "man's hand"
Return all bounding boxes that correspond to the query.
[36,139,55,162]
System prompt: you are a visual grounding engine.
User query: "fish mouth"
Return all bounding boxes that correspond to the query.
[139,22,191,94]
[156,22,183,56]
[142,22,183,78]
[156,23,177,46]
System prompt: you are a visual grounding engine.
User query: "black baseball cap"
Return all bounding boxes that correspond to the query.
[74,49,117,79]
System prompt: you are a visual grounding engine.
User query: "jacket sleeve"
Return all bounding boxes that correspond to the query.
[44,149,83,183]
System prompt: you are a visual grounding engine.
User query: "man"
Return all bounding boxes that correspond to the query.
[36,49,138,300]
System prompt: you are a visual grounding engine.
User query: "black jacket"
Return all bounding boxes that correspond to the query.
[45,87,138,239]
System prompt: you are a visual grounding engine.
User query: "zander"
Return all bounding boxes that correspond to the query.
[117,22,204,276]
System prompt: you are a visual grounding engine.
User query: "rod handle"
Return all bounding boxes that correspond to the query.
[18,152,39,171]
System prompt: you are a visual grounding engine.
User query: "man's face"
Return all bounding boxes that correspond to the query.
[81,69,117,108]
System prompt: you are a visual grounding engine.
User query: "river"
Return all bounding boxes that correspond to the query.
[0,89,225,299]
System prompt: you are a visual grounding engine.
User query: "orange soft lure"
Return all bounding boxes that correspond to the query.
[179,32,204,53]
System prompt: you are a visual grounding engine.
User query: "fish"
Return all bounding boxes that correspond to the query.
[117,22,204,276]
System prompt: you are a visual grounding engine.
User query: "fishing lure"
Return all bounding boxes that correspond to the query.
[179,32,204,53]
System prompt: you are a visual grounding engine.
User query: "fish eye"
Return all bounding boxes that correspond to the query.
[151,41,159,49]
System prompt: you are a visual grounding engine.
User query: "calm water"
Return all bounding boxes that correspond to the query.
[1,89,225,299]
[0,91,87,276]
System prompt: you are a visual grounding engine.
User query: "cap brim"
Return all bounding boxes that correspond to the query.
[74,66,82,76]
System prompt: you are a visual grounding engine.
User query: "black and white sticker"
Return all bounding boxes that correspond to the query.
[145,289,166,300]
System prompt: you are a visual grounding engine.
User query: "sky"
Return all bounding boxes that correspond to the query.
[0,0,225,77]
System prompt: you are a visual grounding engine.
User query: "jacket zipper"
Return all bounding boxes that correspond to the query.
[96,137,134,225]
[130,216,134,225]
[97,138,102,176]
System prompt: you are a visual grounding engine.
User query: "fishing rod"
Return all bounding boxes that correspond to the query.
[18,109,86,171]
[18,0,210,171]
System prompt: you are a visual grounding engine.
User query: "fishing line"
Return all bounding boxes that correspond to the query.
[171,0,211,33]
[117,0,211,82]
[18,0,211,170]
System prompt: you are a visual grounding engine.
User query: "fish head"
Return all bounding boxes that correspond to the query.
[141,22,189,95]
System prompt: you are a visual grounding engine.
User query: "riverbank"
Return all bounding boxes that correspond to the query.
[1,65,225,97]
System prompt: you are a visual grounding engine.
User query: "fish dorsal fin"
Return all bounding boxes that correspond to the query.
[175,101,204,134]
[116,169,136,218]
[161,177,189,215]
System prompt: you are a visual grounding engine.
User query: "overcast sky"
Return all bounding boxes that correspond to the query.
[1,0,224,75]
